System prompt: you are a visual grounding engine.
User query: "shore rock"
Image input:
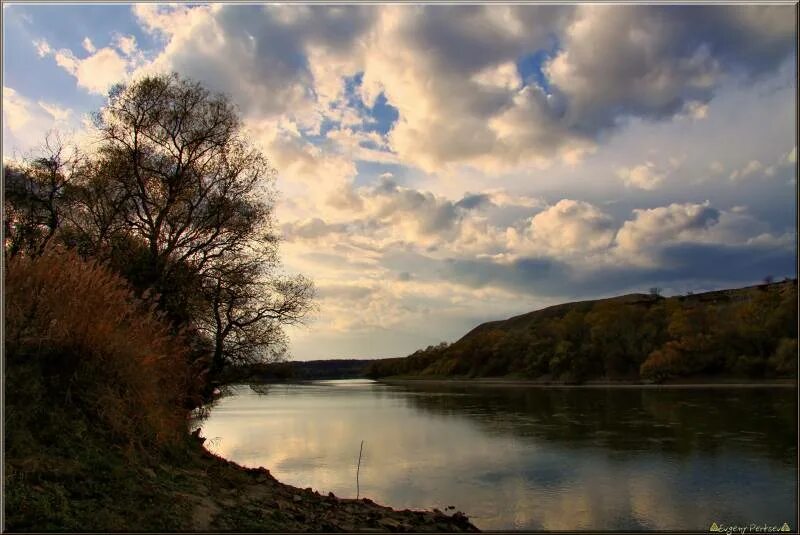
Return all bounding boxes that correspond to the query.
[184,445,480,532]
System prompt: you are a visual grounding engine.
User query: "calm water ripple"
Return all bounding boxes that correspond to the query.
[196,379,796,530]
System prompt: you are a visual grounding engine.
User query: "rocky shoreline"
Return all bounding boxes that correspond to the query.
[183,433,479,532]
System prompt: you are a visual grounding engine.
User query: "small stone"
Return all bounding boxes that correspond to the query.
[293,494,302,502]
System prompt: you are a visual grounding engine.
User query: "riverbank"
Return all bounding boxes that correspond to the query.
[176,434,479,532]
[6,417,478,532]
[379,376,797,388]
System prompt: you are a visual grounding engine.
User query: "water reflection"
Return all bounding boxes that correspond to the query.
[196,380,796,530]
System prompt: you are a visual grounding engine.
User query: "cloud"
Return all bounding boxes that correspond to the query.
[325,127,398,165]
[37,101,72,122]
[113,34,138,57]
[616,158,682,190]
[134,4,376,128]
[33,38,51,57]
[545,5,795,133]
[3,87,78,155]
[455,193,493,211]
[615,201,721,260]
[728,147,797,181]
[617,162,667,190]
[117,4,795,175]
[360,6,588,172]
[368,179,461,241]
[3,87,33,131]
[282,218,350,240]
[609,201,794,270]
[729,160,769,181]
[443,240,795,300]
[509,199,615,256]
[34,37,139,94]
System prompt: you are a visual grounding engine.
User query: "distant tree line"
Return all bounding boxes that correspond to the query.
[366,283,797,383]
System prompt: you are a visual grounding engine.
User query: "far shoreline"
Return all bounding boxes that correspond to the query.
[376,377,798,389]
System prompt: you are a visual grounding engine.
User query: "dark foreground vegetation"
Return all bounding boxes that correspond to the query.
[3,73,475,532]
[367,281,798,383]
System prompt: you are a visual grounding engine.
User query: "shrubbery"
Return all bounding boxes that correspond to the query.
[5,246,196,450]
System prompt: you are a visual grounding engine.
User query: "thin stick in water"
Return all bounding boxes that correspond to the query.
[356,440,364,499]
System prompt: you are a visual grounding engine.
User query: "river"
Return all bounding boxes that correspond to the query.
[195,379,796,530]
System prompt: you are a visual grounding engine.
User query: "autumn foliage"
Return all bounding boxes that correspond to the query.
[367,281,798,383]
[5,246,196,448]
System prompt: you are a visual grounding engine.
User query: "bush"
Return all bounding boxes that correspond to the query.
[639,342,687,382]
[768,338,798,376]
[5,247,196,449]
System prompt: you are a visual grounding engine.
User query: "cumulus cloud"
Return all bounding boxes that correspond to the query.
[34,36,143,94]
[3,87,78,155]
[134,4,375,128]
[3,87,33,132]
[615,201,721,258]
[608,200,794,270]
[545,5,795,133]
[728,147,797,181]
[115,4,796,175]
[113,34,138,57]
[442,240,796,300]
[82,37,95,53]
[360,6,588,172]
[729,160,769,181]
[616,158,682,190]
[509,199,615,256]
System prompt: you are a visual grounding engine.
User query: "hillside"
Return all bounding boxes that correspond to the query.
[366,280,798,383]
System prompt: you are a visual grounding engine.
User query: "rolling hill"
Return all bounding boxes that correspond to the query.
[366,280,798,383]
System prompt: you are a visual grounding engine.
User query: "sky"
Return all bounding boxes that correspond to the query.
[3,4,797,360]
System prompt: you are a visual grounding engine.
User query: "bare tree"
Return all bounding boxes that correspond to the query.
[89,73,275,284]
[3,133,81,258]
[196,251,315,374]
[13,73,314,373]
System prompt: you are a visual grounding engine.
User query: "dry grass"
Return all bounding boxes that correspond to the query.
[5,246,195,448]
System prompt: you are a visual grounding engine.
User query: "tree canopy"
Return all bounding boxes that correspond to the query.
[3,73,314,378]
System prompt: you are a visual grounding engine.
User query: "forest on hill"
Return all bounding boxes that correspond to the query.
[366,280,798,383]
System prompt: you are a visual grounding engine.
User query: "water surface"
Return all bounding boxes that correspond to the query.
[196,379,796,530]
